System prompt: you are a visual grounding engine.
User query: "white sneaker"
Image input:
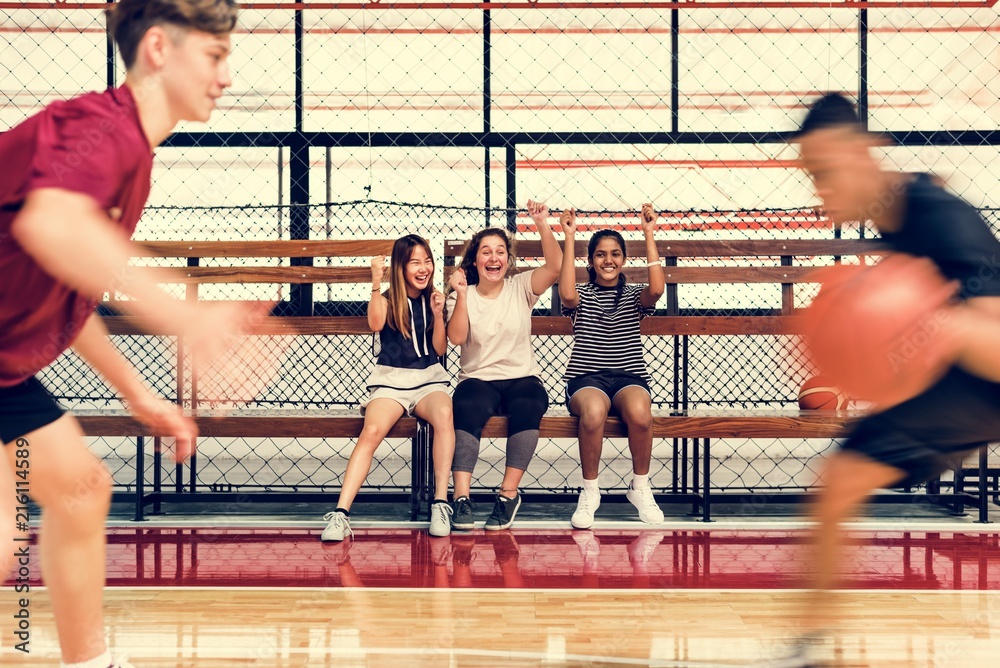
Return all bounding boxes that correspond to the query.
[570,486,601,529]
[321,511,353,542]
[429,501,453,537]
[626,483,664,524]
[110,655,136,668]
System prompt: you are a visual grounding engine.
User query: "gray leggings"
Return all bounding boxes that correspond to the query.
[451,376,549,473]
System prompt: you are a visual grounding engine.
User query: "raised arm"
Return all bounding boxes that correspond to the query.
[446,268,470,345]
[639,203,665,309]
[526,199,563,295]
[71,313,197,462]
[558,207,580,309]
[430,290,447,355]
[367,255,389,332]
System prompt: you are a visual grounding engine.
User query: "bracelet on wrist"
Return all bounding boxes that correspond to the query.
[647,260,662,267]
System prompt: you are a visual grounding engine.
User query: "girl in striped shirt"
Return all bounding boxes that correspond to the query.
[558,205,665,528]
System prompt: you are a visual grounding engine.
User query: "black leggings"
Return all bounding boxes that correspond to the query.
[451,376,549,473]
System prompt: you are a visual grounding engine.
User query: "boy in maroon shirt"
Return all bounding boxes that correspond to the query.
[0,2,262,667]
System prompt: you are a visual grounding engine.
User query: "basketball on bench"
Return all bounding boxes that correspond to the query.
[798,376,849,410]
[800,254,961,408]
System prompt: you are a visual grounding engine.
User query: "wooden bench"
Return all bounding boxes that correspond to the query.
[95,240,430,520]
[443,235,993,522]
[72,235,993,523]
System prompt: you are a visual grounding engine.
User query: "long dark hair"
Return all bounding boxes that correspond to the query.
[386,234,434,339]
[587,229,627,310]
[455,227,516,289]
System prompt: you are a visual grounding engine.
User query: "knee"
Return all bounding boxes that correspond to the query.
[577,406,608,434]
[622,407,653,433]
[427,404,454,430]
[358,423,387,448]
[49,462,113,521]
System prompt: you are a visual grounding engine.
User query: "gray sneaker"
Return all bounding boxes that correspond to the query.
[484,493,521,531]
[451,496,475,530]
[429,501,453,537]
[321,511,353,542]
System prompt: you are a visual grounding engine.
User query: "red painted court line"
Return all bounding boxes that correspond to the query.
[6,527,998,590]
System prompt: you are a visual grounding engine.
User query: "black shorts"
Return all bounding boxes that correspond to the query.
[566,370,651,412]
[0,377,65,445]
[842,367,1000,487]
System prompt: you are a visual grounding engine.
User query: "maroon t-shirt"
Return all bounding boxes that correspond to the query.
[0,85,153,387]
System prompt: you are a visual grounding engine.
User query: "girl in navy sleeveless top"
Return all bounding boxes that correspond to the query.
[321,235,455,541]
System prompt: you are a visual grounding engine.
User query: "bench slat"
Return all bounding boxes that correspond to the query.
[135,240,396,258]
[530,316,801,336]
[101,315,801,337]
[143,266,373,284]
[447,238,885,259]
[444,265,826,284]
[479,411,857,439]
[76,411,418,439]
[101,315,374,336]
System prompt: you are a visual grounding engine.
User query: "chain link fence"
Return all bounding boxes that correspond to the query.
[5,2,999,503]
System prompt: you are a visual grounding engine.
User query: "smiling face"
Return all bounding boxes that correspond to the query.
[403,244,434,295]
[159,27,233,122]
[589,235,625,287]
[475,233,510,285]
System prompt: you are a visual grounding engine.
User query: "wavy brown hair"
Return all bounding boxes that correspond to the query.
[386,234,435,340]
[455,227,517,289]
[109,0,239,68]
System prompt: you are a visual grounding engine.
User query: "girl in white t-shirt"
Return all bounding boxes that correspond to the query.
[444,200,562,531]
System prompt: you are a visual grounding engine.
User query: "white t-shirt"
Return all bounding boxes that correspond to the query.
[445,270,541,382]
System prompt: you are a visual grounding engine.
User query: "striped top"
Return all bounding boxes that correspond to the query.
[562,282,653,382]
[376,293,441,370]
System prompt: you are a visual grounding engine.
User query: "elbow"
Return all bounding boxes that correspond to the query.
[448,331,466,346]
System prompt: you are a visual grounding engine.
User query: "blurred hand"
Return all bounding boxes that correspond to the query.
[123,392,198,463]
[187,301,291,413]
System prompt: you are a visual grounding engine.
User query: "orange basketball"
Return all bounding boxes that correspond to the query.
[800,255,961,408]
[798,376,849,410]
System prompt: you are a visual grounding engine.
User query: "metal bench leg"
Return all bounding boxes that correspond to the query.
[410,423,425,521]
[134,436,145,522]
[702,437,712,523]
[979,445,990,524]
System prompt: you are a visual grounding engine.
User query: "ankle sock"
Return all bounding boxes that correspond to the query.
[61,650,111,668]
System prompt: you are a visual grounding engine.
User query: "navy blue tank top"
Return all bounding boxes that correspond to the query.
[377,293,441,370]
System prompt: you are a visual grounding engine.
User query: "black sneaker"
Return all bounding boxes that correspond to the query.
[451,496,476,530]
[484,493,521,531]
